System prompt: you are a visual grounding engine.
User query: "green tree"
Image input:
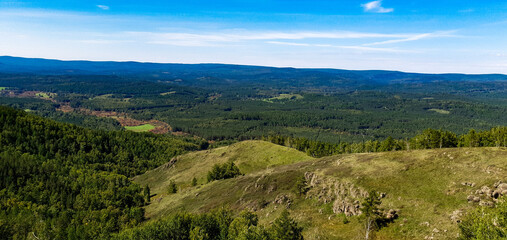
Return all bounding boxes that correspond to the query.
[144,186,151,203]
[293,175,309,196]
[192,177,198,186]
[361,191,383,240]
[168,180,177,194]
[270,210,304,240]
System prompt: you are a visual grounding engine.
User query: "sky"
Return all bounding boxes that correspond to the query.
[1,0,507,73]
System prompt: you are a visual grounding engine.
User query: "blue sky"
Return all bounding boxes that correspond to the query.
[1,0,507,73]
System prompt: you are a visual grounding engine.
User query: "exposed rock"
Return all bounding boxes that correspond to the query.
[461,182,476,187]
[162,157,178,169]
[273,194,292,208]
[305,172,369,216]
[450,209,463,223]
[469,182,506,204]
[479,201,494,207]
[385,209,398,220]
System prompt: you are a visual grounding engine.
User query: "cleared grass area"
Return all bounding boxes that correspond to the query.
[263,93,304,103]
[0,87,7,90]
[35,92,56,98]
[160,91,176,96]
[428,108,451,114]
[124,124,156,132]
[136,142,507,239]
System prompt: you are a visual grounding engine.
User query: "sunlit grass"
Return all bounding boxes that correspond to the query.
[125,124,156,132]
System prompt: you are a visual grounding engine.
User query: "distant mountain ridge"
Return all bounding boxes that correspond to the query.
[1,56,506,88]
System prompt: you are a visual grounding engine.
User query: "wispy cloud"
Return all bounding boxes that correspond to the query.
[128,31,424,47]
[363,31,457,46]
[361,0,393,13]
[97,5,110,10]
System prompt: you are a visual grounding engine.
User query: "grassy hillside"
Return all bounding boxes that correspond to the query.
[134,140,313,195]
[135,141,506,239]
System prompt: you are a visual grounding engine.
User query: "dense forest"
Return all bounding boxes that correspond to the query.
[264,127,507,157]
[0,106,207,239]
[1,72,506,143]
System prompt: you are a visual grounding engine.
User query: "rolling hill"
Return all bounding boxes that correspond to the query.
[2,56,507,90]
[134,141,507,239]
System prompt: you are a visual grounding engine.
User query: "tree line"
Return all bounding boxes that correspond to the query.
[264,127,507,157]
[113,208,303,240]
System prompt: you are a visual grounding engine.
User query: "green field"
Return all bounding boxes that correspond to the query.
[263,93,304,103]
[124,124,156,132]
[35,92,57,98]
[135,141,507,239]
[160,91,176,96]
[0,87,7,90]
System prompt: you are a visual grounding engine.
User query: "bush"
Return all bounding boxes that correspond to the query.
[458,196,507,240]
[293,175,309,196]
[207,162,242,182]
[167,180,177,194]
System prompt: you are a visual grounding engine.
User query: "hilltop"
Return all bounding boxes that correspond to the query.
[135,141,507,239]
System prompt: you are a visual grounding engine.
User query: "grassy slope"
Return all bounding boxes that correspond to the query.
[133,140,313,195]
[134,141,506,239]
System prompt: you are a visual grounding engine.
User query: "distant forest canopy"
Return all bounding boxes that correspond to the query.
[1,75,506,143]
[0,56,506,144]
[0,106,207,239]
[1,56,507,87]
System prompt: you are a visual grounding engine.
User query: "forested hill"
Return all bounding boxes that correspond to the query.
[1,56,506,89]
[0,106,207,239]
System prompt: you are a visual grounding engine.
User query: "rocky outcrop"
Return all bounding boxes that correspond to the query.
[273,194,292,208]
[304,172,369,216]
[467,181,507,206]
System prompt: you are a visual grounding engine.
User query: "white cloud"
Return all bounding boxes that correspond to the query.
[97,5,110,10]
[361,0,393,13]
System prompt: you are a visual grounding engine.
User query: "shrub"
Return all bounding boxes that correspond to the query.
[167,180,177,194]
[207,162,242,182]
[458,196,507,240]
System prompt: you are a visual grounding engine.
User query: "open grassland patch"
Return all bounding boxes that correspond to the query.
[160,91,176,96]
[35,92,56,98]
[124,124,156,132]
[263,93,304,103]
